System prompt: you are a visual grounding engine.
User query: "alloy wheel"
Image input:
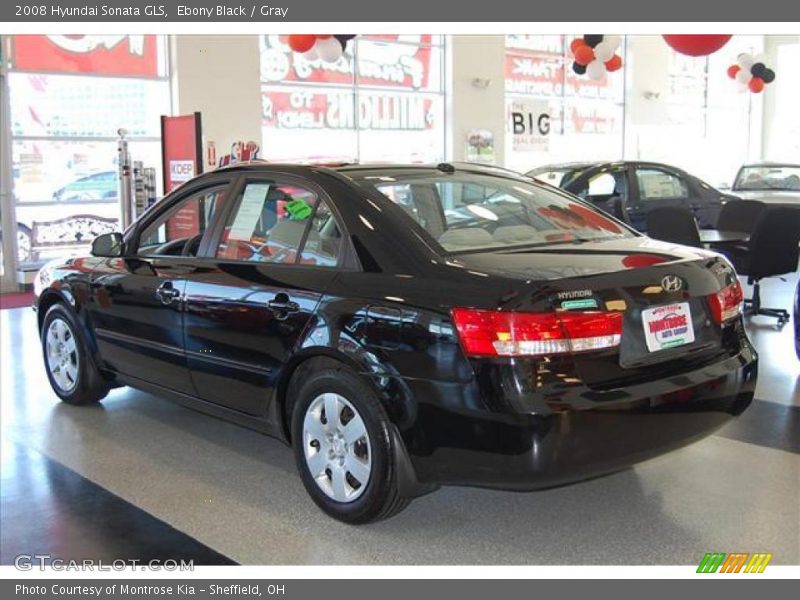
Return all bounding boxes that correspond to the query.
[46,318,79,393]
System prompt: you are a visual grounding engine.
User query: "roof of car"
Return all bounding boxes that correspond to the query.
[209,160,534,180]
[738,162,800,169]
[528,160,694,175]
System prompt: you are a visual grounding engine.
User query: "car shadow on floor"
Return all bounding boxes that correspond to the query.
[32,388,792,565]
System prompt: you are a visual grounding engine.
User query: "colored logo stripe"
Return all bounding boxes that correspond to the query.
[697,553,772,573]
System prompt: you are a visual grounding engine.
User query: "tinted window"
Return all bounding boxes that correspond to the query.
[635,169,688,201]
[363,172,632,253]
[216,181,340,266]
[299,199,342,267]
[138,185,227,256]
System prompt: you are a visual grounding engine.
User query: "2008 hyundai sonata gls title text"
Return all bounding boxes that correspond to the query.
[34,162,757,523]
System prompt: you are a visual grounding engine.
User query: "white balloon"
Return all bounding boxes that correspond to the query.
[315,37,344,63]
[586,59,606,81]
[593,41,615,62]
[604,35,623,51]
[301,46,319,61]
[735,69,752,84]
[737,53,754,69]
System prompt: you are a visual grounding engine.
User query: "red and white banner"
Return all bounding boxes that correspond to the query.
[161,113,203,238]
[260,34,435,91]
[12,35,160,78]
[262,89,437,131]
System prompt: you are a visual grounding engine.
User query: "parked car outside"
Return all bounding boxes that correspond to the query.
[34,162,757,523]
[528,161,738,232]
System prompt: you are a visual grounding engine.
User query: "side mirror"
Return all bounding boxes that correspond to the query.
[91,232,124,257]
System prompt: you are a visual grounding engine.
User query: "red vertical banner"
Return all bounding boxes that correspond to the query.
[161,112,203,240]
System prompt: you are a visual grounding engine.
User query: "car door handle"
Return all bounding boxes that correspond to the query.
[156,281,181,305]
[267,293,300,317]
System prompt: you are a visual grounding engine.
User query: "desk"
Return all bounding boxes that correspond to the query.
[699,230,750,244]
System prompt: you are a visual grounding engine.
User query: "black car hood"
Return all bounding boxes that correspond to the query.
[447,236,718,282]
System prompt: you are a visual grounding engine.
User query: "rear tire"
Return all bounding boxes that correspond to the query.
[41,303,110,405]
[290,365,410,524]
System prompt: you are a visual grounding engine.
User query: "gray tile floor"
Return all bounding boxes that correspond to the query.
[1,272,798,565]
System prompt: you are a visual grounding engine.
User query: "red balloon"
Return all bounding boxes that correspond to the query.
[288,34,317,53]
[605,55,623,72]
[727,64,741,79]
[570,38,586,55]
[662,35,732,57]
[748,77,765,93]
[574,45,595,66]
[317,35,333,39]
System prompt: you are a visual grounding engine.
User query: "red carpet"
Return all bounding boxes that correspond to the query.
[0,291,34,310]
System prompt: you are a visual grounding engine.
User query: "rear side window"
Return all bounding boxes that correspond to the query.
[635,169,688,201]
[215,181,342,267]
[365,172,633,253]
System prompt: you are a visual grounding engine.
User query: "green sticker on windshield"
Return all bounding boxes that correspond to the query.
[285,198,313,220]
[561,298,598,310]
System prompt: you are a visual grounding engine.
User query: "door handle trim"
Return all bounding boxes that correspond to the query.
[267,299,300,312]
[156,282,182,305]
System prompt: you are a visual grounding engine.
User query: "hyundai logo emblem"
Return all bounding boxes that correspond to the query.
[661,275,683,292]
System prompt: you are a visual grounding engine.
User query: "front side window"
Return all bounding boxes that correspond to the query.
[635,169,688,201]
[137,186,227,257]
[362,172,633,253]
[216,181,341,266]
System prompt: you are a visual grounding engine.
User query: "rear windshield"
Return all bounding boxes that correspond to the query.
[356,172,633,253]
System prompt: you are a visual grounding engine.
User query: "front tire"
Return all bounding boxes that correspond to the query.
[41,303,110,405]
[290,366,410,524]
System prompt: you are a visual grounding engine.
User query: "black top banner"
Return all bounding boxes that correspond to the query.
[4,0,800,22]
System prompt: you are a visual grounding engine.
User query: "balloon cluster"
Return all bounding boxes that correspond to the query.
[727,53,776,94]
[569,35,623,80]
[286,34,357,63]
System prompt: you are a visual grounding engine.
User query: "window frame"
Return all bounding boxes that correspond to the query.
[202,171,359,271]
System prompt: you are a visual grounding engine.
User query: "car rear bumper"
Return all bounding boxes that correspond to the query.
[394,345,757,492]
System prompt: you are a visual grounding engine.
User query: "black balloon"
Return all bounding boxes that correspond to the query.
[335,35,357,45]
[762,68,776,83]
[750,62,767,78]
[572,61,587,75]
[583,35,604,48]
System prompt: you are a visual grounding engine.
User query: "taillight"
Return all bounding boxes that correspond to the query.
[450,308,623,357]
[708,280,744,323]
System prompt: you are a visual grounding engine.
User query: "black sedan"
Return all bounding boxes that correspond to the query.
[34,162,757,523]
[529,161,738,232]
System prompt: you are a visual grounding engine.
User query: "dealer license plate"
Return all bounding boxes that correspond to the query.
[642,302,695,352]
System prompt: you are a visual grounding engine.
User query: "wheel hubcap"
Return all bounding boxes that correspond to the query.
[302,392,372,503]
[45,318,79,393]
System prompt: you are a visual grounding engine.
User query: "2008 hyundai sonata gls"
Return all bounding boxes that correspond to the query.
[35,162,757,523]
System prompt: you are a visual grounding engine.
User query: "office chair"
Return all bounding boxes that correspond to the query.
[717,199,765,233]
[736,207,800,327]
[645,206,702,248]
[715,199,765,266]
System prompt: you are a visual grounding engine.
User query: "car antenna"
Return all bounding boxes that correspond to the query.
[437,162,455,174]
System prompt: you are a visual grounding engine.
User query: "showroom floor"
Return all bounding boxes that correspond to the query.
[1,274,798,566]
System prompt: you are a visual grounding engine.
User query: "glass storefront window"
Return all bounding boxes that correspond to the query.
[9,72,169,138]
[504,35,625,172]
[259,34,446,164]
[5,35,170,267]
